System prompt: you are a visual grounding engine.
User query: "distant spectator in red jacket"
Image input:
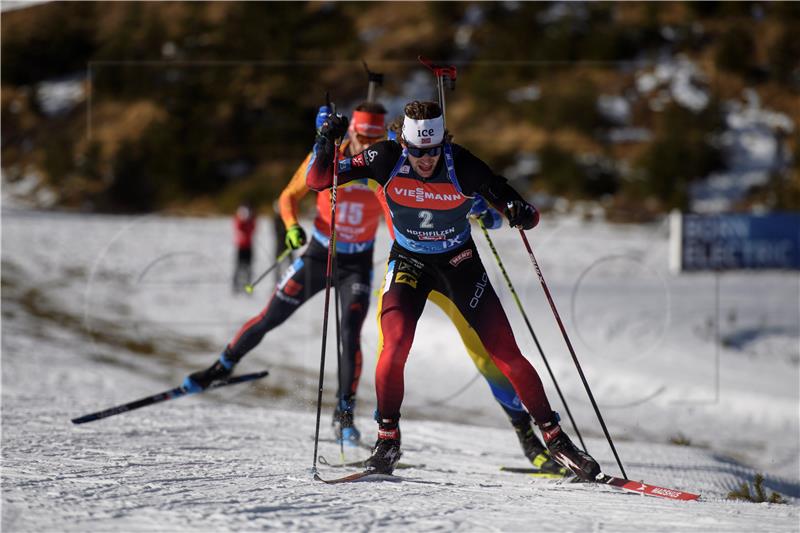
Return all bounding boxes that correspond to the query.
[233,203,257,293]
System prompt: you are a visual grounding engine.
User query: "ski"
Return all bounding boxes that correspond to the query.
[503,467,698,500]
[314,466,698,498]
[500,466,572,479]
[318,455,420,470]
[70,370,269,424]
[594,474,700,501]
[313,471,404,484]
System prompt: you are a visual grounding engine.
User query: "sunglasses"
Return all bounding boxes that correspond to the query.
[406,145,443,158]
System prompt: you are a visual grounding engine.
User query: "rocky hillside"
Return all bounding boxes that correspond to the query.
[2,1,798,217]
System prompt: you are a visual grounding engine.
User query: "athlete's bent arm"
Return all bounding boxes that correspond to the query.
[453,145,540,229]
[278,153,313,229]
[306,124,401,191]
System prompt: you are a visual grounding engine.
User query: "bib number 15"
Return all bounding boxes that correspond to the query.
[337,202,364,225]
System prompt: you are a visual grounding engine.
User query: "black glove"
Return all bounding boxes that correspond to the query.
[318,113,349,141]
[505,200,539,230]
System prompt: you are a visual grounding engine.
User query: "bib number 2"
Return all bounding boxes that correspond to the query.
[418,210,434,229]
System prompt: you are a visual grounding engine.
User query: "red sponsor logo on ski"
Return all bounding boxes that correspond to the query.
[449,248,473,267]
[650,487,682,498]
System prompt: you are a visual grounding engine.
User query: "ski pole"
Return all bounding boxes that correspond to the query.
[515,224,627,479]
[331,208,345,460]
[478,220,587,452]
[244,247,292,294]
[311,134,342,476]
[328,63,385,461]
[327,83,344,459]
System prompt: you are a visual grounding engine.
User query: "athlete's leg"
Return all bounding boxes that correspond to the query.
[330,256,373,444]
[428,290,531,425]
[225,243,327,363]
[335,257,372,403]
[429,289,565,470]
[233,249,246,292]
[437,246,555,426]
[374,255,430,420]
[242,247,253,289]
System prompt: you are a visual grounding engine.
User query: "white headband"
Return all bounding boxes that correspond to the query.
[402,115,444,147]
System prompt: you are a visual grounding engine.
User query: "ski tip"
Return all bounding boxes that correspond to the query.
[598,473,701,501]
[71,413,103,424]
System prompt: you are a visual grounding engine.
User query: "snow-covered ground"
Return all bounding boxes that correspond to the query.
[2,205,798,531]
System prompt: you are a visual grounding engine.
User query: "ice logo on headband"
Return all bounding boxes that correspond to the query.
[402,116,444,147]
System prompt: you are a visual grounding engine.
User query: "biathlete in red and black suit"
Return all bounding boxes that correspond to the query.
[307,100,601,480]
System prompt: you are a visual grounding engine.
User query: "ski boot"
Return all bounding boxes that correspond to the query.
[542,423,601,481]
[364,419,402,475]
[512,418,568,476]
[183,351,236,393]
[332,397,361,446]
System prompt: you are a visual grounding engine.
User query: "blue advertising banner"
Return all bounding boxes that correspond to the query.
[670,212,800,272]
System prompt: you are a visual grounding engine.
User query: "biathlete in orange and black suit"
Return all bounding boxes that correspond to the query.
[184,103,389,446]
